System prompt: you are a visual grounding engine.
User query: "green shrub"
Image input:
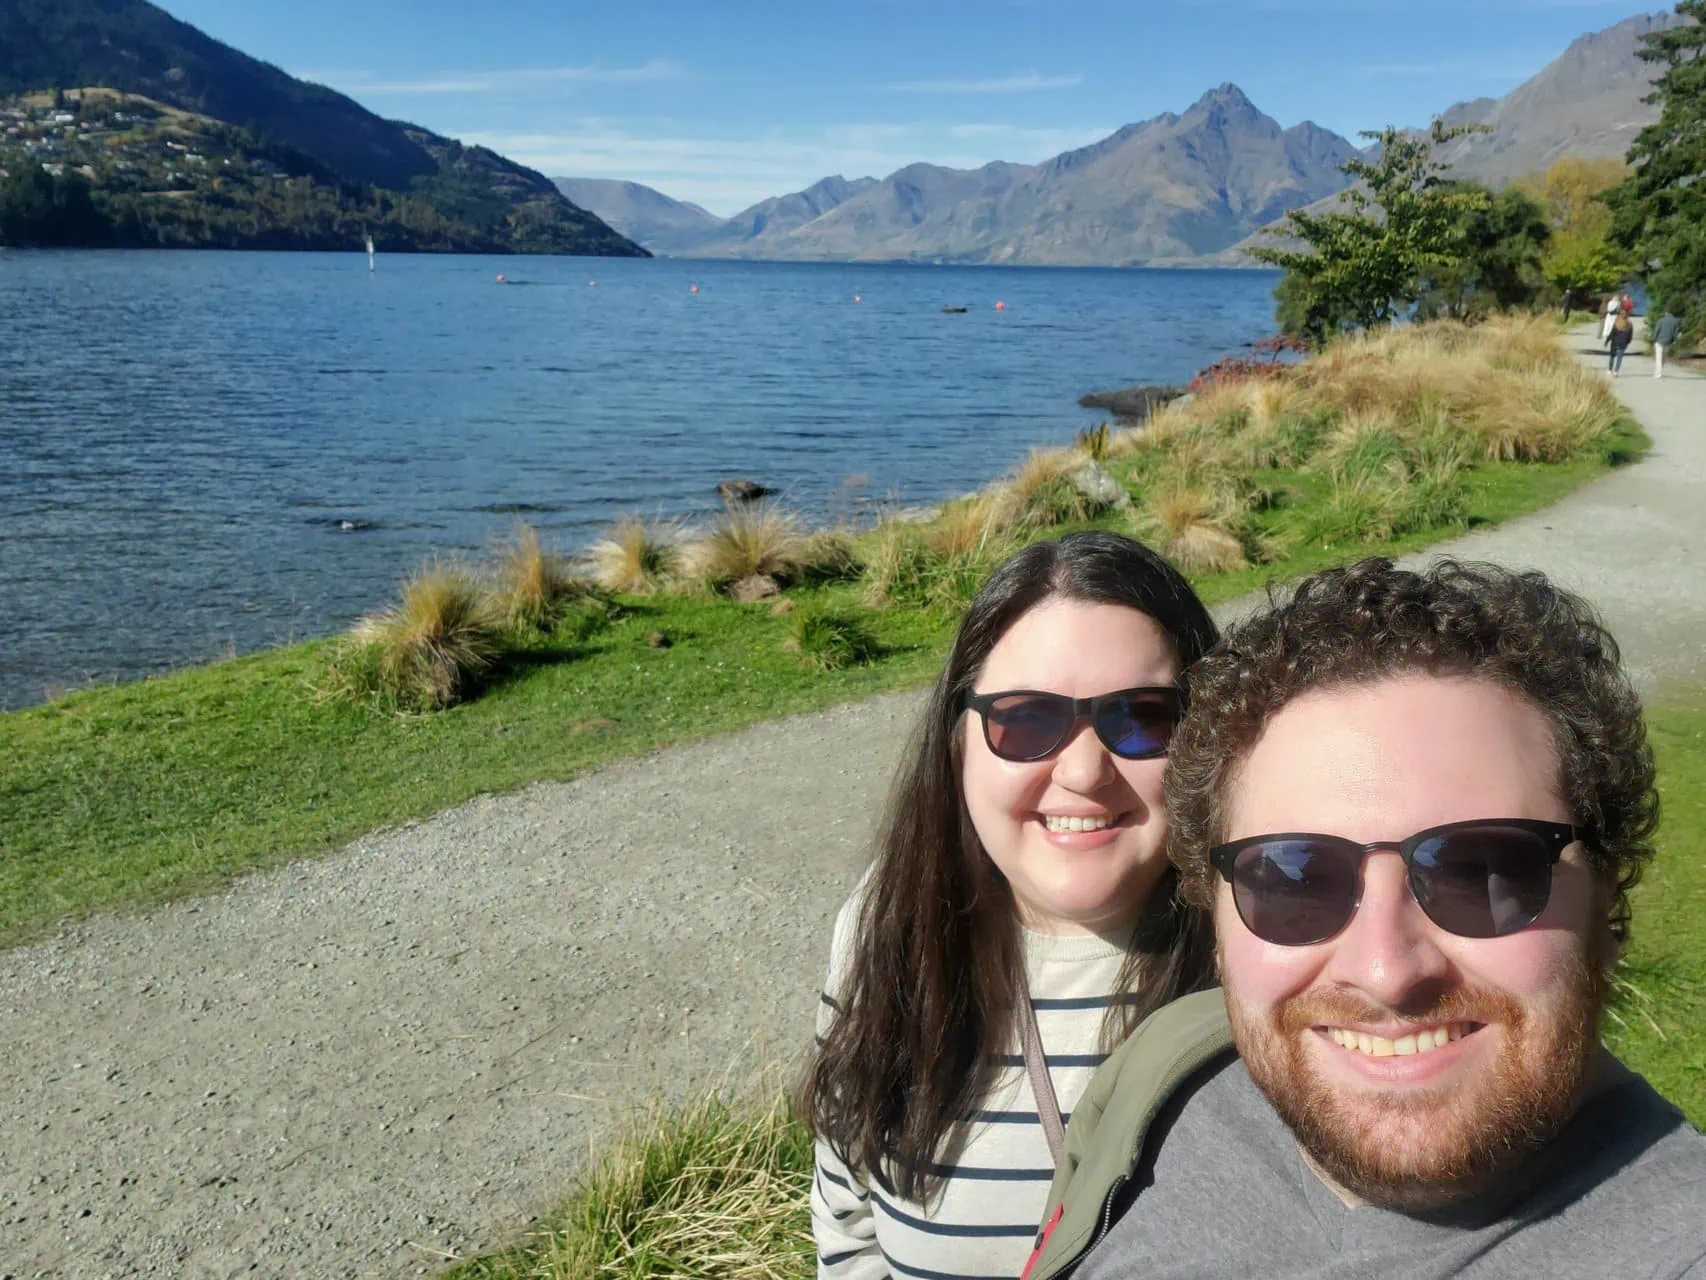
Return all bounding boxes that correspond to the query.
[795,528,864,584]
[785,610,882,671]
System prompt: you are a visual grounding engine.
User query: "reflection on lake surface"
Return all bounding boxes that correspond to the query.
[0,250,1280,708]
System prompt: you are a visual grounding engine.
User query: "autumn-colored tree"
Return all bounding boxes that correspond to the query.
[1512,155,1632,301]
[1515,156,1629,240]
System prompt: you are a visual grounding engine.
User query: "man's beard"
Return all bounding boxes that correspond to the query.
[1226,954,1607,1213]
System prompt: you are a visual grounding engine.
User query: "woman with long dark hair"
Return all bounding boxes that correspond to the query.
[800,531,1219,1278]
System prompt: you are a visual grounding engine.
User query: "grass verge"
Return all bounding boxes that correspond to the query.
[0,317,1649,947]
[453,688,1706,1280]
[445,1088,813,1280]
[1604,688,1706,1128]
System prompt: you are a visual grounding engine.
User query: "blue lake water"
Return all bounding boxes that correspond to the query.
[0,250,1281,709]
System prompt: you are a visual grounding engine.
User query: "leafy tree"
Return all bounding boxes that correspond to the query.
[1542,233,1629,298]
[1610,1,1706,343]
[1252,121,1491,343]
[1516,156,1627,239]
[0,161,109,245]
[1415,184,1550,319]
[1516,155,1629,302]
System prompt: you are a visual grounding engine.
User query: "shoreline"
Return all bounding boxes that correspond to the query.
[1,252,1282,713]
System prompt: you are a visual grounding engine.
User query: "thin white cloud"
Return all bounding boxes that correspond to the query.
[887,71,1084,93]
[291,58,685,96]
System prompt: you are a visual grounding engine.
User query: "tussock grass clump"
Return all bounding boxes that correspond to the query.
[1134,479,1252,575]
[926,496,1006,559]
[497,524,598,632]
[1075,421,1112,461]
[322,563,504,712]
[785,610,882,671]
[1296,449,1470,547]
[795,527,864,584]
[1105,317,1620,566]
[451,1089,813,1280]
[989,448,1097,530]
[859,520,996,613]
[684,504,803,592]
[1483,312,1571,370]
[1470,365,1620,462]
[587,517,682,596]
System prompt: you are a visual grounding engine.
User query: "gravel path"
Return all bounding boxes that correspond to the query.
[3,329,1701,1279]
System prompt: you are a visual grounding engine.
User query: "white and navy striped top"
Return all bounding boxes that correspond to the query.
[811,889,1132,1280]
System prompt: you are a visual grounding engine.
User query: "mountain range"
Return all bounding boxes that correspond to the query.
[558,10,1677,267]
[1,0,645,255]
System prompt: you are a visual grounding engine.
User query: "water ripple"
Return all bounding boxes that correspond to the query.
[0,251,1279,708]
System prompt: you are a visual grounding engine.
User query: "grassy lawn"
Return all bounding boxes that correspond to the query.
[1605,688,1706,1127]
[445,689,1706,1279]
[0,317,1648,947]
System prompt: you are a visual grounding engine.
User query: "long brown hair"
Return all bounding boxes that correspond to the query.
[797,531,1219,1202]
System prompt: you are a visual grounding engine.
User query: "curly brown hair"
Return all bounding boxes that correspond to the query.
[1166,558,1659,942]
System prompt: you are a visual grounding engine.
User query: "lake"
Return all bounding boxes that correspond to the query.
[0,250,1281,709]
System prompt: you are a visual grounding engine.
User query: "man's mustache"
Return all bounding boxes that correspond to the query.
[1273,985,1526,1035]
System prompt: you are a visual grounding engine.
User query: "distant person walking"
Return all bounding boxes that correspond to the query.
[1622,292,1636,317]
[1561,288,1578,320]
[1609,313,1635,376]
[1602,295,1621,344]
[1653,310,1682,379]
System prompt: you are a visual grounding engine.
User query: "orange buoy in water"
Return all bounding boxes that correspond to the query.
[495,273,506,283]
[994,300,1006,311]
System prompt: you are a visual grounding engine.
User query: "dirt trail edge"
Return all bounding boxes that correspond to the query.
[2,329,1701,1278]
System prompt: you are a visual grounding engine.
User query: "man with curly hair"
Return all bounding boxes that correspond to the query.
[1023,558,1706,1280]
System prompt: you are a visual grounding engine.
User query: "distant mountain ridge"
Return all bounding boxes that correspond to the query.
[1,0,645,255]
[552,178,721,255]
[558,10,1677,268]
[1428,10,1681,183]
[557,85,1361,266]
[1210,9,1679,265]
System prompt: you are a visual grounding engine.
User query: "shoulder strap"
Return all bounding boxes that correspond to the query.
[1017,967,1067,1166]
[1023,989,1233,1280]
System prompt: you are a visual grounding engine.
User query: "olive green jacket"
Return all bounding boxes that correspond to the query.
[1021,988,1235,1280]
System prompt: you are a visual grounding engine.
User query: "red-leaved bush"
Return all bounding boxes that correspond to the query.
[1188,334,1310,393]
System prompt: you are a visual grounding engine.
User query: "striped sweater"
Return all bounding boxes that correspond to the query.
[811,891,1132,1280]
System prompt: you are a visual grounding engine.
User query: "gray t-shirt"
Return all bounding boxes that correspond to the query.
[1075,1055,1706,1280]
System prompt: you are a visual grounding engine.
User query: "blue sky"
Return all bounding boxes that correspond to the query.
[163,0,1663,217]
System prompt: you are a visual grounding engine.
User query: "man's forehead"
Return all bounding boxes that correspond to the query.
[1222,675,1564,841]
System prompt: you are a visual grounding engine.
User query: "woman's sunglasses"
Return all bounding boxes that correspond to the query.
[1209,818,1579,946]
[961,686,1183,762]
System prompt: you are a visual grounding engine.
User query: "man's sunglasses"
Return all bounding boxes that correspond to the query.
[961,686,1183,762]
[1209,818,1579,945]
